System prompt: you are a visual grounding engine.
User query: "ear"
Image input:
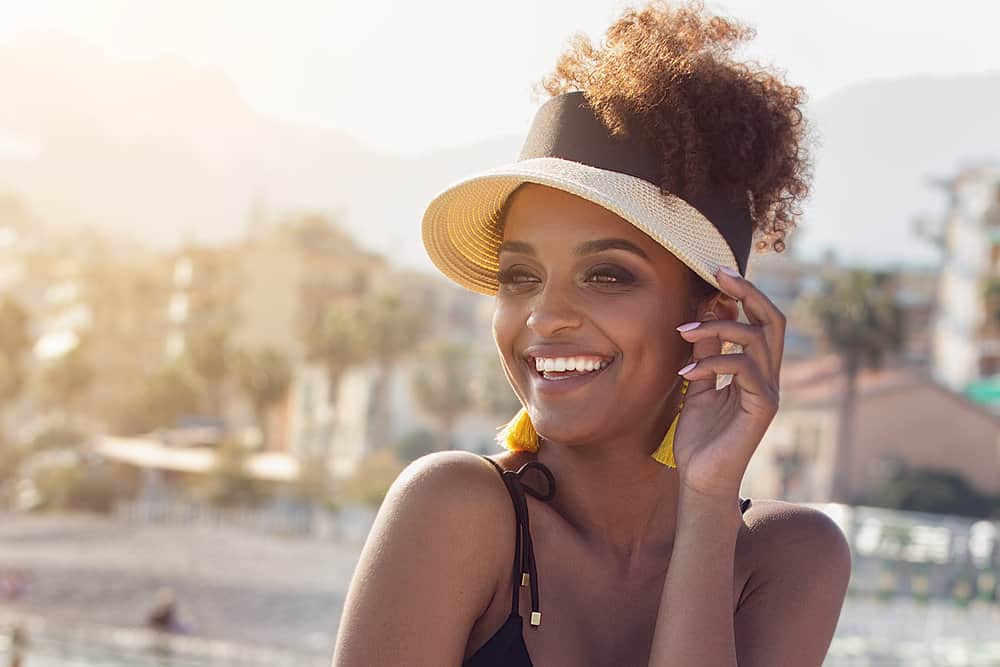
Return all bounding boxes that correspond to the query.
[699,291,739,322]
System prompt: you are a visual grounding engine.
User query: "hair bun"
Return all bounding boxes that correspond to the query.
[537,0,813,255]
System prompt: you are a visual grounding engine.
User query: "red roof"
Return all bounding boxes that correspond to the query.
[781,354,923,407]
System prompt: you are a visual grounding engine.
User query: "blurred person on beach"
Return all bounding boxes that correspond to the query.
[0,571,28,600]
[145,587,190,634]
[7,624,26,667]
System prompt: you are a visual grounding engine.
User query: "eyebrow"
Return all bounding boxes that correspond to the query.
[498,237,650,260]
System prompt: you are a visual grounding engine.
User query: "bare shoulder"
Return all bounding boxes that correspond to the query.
[387,449,513,515]
[740,498,852,568]
[370,449,516,577]
[333,450,515,666]
[733,499,852,665]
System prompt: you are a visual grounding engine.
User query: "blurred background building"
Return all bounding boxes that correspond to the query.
[931,165,1000,407]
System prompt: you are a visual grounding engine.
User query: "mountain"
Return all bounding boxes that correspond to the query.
[800,72,1000,267]
[1,33,998,271]
[0,34,519,268]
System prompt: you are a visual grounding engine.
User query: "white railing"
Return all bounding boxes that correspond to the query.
[807,503,1000,600]
[114,497,376,544]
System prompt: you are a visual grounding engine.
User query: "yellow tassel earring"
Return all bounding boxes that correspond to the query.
[650,378,689,468]
[497,406,540,453]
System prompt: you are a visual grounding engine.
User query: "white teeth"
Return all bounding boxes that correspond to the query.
[532,356,611,375]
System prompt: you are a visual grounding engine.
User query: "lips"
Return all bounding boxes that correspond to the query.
[523,346,614,366]
[523,353,615,394]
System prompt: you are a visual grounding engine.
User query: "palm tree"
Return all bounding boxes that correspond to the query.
[0,297,31,436]
[235,346,292,449]
[302,302,370,472]
[119,362,200,434]
[982,277,1000,335]
[185,327,231,418]
[471,351,523,418]
[803,269,905,504]
[0,297,31,360]
[358,290,429,451]
[306,302,367,407]
[410,341,476,451]
[40,338,95,427]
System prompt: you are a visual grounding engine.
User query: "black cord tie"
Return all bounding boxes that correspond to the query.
[498,461,555,629]
[486,457,749,630]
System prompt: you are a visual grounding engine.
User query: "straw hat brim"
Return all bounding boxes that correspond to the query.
[422,157,740,296]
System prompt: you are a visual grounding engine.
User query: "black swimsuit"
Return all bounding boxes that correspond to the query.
[463,455,752,667]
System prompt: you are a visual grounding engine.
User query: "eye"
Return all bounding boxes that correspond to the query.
[585,265,635,284]
[497,266,539,286]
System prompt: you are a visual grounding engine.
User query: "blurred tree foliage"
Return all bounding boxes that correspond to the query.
[28,457,136,513]
[114,362,200,435]
[234,346,291,449]
[0,297,31,422]
[865,466,999,519]
[306,301,366,408]
[800,269,905,504]
[207,439,264,508]
[392,428,437,463]
[983,277,1000,334]
[294,446,339,510]
[410,341,475,451]
[358,289,430,450]
[185,327,232,417]
[40,338,95,425]
[471,351,522,417]
[342,450,406,506]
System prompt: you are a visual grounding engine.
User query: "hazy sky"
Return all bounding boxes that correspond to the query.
[3,0,1000,155]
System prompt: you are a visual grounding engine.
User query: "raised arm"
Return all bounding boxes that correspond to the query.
[332,451,511,666]
[650,267,850,665]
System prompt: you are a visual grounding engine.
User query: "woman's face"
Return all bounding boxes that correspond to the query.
[492,183,711,448]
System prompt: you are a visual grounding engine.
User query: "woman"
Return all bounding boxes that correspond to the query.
[333,2,851,665]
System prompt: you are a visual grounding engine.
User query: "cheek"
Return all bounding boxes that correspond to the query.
[492,299,529,400]
[491,298,518,347]
[600,298,689,364]
[492,298,527,368]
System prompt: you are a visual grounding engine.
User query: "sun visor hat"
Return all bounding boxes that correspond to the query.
[421,91,754,295]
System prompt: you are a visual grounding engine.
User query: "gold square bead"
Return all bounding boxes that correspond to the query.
[530,611,542,627]
[521,573,530,587]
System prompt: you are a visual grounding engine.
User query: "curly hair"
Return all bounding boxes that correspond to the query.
[537,0,813,261]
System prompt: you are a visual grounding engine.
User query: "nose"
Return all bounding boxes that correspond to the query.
[525,283,582,336]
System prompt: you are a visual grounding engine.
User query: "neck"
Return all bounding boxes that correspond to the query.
[535,388,683,575]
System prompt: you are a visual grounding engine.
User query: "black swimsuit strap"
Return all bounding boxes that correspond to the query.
[480,456,555,627]
[480,456,751,626]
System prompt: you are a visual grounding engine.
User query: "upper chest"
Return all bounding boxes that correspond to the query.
[529,507,751,666]
[467,496,754,667]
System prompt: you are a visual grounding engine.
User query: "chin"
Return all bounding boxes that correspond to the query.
[530,411,607,449]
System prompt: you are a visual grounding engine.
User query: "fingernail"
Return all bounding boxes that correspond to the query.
[676,321,701,332]
[677,361,698,376]
[718,266,741,278]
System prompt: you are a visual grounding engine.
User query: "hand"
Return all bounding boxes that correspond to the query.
[671,267,784,499]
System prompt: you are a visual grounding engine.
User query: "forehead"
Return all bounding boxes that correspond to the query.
[500,183,665,257]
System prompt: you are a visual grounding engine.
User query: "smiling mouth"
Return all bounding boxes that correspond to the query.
[529,355,614,381]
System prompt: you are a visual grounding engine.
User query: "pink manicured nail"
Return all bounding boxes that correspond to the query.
[677,361,698,376]
[718,266,741,278]
[676,321,701,332]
